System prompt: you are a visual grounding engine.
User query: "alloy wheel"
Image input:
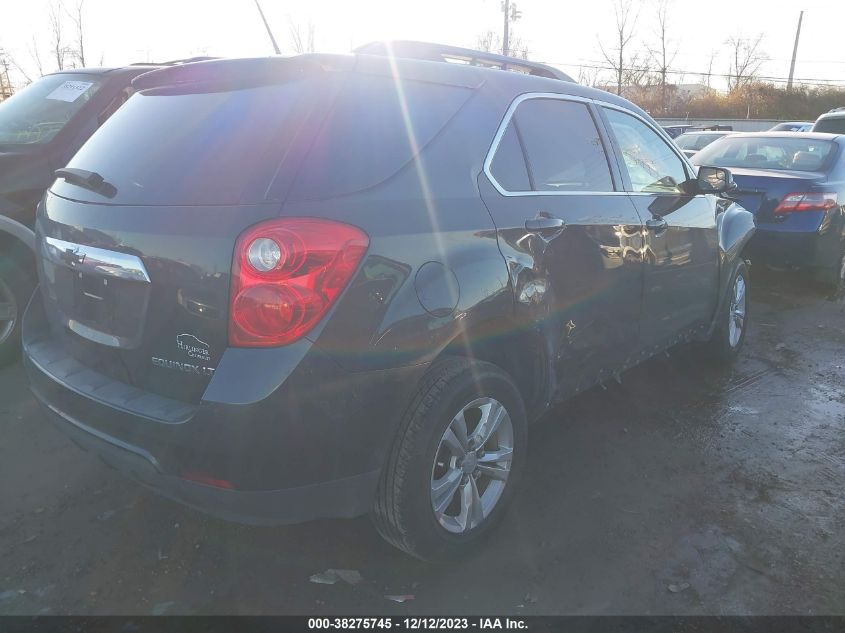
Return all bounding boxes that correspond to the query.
[838,253,845,288]
[430,397,514,534]
[0,276,17,346]
[728,274,746,348]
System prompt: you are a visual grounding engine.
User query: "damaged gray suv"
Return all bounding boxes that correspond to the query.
[23,42,754,560]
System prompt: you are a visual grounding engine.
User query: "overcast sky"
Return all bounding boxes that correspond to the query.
[1,0,843,91]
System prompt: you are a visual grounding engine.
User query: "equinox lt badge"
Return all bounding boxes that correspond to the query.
[151,357,215,376]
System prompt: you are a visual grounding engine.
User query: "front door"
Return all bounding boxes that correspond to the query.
[479,95,645,399]
[600,106,719,352]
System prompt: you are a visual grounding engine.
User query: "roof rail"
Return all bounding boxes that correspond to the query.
[354,41,574,83]
[827,106,845,113]
[129,56,219,67]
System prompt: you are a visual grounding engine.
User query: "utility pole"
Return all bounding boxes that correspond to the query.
[502,0,510,57]
[787,10,803,91]
[254,0,281,55]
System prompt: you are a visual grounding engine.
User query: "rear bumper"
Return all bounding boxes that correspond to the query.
[23,290,427,525]
[746,229,820,267]
[37,395,380,525]
[746,206,844,269]
[746,224,841,269]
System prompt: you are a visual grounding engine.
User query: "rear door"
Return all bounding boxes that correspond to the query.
[479,94,644,397]
[601,106,719,351]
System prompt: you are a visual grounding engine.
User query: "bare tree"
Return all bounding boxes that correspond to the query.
[48,0,67,70]
[577,66,597,87]
[726,33,766,92]
[0,50,13,99]
[598,0,640,96]
[6,51,33,85]
[476,31,528,60]
[288,17,315,54]
[701,49,716,88]
[622,51,653,88]
[648,0,677,115]
[65,0,86,67]
[28,37,44,77]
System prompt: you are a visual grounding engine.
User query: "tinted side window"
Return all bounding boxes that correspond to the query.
[513,99,614,192]
[489,122,531,191]
[604,108,689,194]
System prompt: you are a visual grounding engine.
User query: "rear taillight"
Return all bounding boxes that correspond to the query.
[774,192,838,214]
[229,218,368,347]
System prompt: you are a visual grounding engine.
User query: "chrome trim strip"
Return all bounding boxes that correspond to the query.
[67,319,124,348]
[483,92,618,198]
[43,236,151,283]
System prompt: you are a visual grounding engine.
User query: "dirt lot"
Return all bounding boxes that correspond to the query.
[1,269,844,616]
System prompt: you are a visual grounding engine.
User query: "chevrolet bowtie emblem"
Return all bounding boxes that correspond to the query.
[60,247,85,266]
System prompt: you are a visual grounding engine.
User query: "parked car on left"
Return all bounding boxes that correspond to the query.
[0,61,211,365]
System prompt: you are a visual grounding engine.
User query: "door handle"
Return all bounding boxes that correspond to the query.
[525,216,566,233]
[646,217,668,233]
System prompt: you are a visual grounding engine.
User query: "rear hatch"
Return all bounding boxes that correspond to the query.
[34,59,344,404]
[726,168,828,224]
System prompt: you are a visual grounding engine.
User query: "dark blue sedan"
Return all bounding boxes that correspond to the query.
[693,132,845,288]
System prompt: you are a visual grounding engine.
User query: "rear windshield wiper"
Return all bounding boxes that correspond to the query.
[54,168,117,199]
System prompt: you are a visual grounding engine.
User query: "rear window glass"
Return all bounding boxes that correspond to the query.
[55,80,319,206]
[693,136,835,172]
[292,74,473,199]
[812,118,845,134]
[0,73,102,146]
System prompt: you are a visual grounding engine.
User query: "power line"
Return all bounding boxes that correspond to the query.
[553,59,845,87]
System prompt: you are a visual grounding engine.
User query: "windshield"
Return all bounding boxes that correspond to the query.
[770,122,810,132]
[693,136,835,171]
[0,73,102,145]
[675,133,726,151]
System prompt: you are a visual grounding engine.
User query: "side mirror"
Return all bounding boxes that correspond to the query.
[696,166,736,194]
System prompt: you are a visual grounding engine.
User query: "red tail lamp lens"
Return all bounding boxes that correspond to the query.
[229,218,368,347]
[774,192,838,214]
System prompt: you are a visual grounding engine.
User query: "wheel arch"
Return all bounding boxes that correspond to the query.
[716,198,755,264]
[709,200,754,338]
[0,215,36,255]
[0,218,37,284]
[432,315,551,421]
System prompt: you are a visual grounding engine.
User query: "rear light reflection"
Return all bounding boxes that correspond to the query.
[774,192,838,214]
[181,471,235,490]
[229,218,369,347]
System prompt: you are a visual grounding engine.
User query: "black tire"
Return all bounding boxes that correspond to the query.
[372,357,528,562]
[707,261,749,364]
[0,256,35,367]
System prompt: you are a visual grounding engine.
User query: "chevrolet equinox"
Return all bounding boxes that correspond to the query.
[23,42,755,560]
